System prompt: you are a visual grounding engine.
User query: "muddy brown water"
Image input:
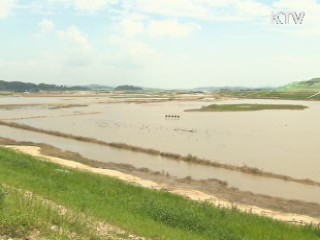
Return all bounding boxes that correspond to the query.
[3,98,320,181]
[0,96,83,104]
[1,125,320,204]
[1,96,320,204]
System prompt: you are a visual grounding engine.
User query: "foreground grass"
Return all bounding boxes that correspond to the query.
[0,147,319,240]
[187,103,307,112]
[0,186,112,239]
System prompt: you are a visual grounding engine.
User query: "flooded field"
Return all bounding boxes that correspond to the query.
[1,124,320,204]
[1,94,320,204]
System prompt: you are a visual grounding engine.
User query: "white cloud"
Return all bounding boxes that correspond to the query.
[73,0,117,12]
[273,0,318,11]
[0,0,15,18]
[120,18,144,36]
[148,20,200,37]
[34,0,271,21]
[108,36,159,65]
[128,0,270,22]
[129,0,208,20]
[58,26,91,50]
[233,0,271,18]
[38,19,55,32]
[126,41,156,60]
[47,0,117,13]
[37,19,92,51]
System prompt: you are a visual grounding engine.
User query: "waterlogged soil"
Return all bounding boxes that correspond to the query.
[2,98,320,182]
[1,96,320,205]
[1,125,320,205]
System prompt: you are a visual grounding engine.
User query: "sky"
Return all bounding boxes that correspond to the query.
[0,0,319,89]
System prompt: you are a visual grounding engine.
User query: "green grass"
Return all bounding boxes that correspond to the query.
[0,186,109,239]
[187,103,307,112]
[0,147,319,240]
[216,91,320,101]
[280,78,320,92]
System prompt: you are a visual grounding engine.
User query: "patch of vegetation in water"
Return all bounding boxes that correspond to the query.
[49,104,88,110]
[187,103,308,112]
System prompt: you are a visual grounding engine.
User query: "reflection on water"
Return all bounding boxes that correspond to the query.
[1,125,320,204]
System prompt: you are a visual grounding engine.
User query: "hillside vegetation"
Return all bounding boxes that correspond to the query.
[280,78,320,92]
[216,90,320,100]
[0,80,89,92]
[114,85,143,91]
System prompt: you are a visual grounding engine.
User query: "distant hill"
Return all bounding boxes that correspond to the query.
[114,85,143,91]
[192,87,221,92]
[85,84,113,90]
[193,86,271,92]
[280,78,320,92]
[0,80,89,92]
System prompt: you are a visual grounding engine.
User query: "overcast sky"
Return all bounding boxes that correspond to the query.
[0,0,319,88]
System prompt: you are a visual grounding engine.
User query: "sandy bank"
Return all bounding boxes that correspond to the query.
[5,145,320,226]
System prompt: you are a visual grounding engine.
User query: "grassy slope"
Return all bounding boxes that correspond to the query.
[280,78,320,92]
[0,147,320,240]
[216,91,320,100]
[0,187,116,239]
[187,104,307,112]
[218,79,320,101]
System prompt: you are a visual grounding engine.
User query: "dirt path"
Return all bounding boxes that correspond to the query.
[5,145,320,226]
